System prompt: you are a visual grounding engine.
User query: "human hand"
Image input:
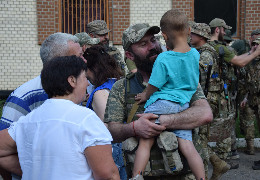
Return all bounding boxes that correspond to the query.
[240,98,248,108]
[134,113,166,138]
[135,92,148,105]
[254,44,260,56]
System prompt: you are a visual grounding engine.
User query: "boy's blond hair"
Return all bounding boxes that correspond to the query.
[160,9,189,38]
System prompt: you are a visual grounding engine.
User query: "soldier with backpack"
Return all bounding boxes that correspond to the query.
[190,22,231,180]
[208,18,260,170]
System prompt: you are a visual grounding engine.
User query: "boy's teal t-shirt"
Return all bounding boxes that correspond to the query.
[145,48,200,108]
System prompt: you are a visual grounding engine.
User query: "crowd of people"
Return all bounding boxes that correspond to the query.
[0,8,260,180]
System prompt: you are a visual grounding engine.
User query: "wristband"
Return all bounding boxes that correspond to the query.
[132,121,137,136]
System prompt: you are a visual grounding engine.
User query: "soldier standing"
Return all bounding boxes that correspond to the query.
[208,18,260,164]
[232,29,260,155]
[104,23,213,180]
[87,20,129,75]
[190,22,230,180]
[222,29,240,161]
[241,37,260,170]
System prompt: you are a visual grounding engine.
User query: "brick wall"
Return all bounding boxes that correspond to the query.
[239,0,246,40]
[244,0,260,40]
[0,0,259,90]
[37,0,59,44]
[108,0,130,45]
[130,0,172,26]
[0,0,42,90]
[172,0,194,20]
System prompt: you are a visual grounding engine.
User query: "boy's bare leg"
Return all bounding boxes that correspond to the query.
[133,138,155,177]
[178,137,205,180]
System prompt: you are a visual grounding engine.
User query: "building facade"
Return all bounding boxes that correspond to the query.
[0,0,259,91]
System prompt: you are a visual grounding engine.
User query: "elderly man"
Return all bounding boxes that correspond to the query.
[87,20,128,75]
[0,32,84,179]
[0,33,83,130]
[104,23,213,179]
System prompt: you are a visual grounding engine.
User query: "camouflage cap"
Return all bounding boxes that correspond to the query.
[191,23,211,39]
[188,20,196,28]
[251,29,260,37]
[74,32,100,46]
[224,29,233,41]
[209,18,232,30]
[253,37,260,44]
[122,23,160,50]
[87,20,111,35]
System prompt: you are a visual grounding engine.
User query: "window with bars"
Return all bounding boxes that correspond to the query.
[59,0,109,34]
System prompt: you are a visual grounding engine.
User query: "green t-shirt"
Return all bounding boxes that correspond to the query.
[209,41,235,63]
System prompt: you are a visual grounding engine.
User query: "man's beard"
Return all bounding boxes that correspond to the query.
[133,47,162,74]
[99,39,109,47]
[218,31,224,41]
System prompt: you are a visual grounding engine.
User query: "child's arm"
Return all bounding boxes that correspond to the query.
[135,84,158,104]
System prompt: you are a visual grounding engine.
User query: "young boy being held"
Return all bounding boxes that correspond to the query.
[133,9,205,180]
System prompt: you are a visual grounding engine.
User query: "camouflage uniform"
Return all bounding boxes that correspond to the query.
[231,37,256,152]
[208,18,236,160]
[87,20,129,75]
[191,23,219,176]
[104,23,209,180]
[223,30,238,152]
[74,32,100,46]
[104,73,207,180]
[245,37,260,141]
[107,46,129,75]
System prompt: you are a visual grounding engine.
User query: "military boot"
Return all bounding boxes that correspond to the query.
[245,139,255,155]
[209,154,230,180]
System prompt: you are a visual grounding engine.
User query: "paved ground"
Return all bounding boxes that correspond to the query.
[208,149,260,180]
[1,150,260,180]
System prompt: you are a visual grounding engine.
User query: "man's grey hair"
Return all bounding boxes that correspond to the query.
[40,32,79,64]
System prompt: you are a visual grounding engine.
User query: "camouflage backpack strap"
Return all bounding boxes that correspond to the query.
[124,73,145,123]
[198,44,218,62]
[126,100,139,123]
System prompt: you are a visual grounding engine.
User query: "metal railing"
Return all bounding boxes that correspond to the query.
[59,0,109,34]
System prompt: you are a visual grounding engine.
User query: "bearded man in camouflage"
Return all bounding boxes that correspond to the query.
[87,20,128,75]
[208,18,260,163]
[104,23,213,179]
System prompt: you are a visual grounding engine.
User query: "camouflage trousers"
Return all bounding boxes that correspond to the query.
[207,92,234,159]
[231,122,237,151]
[193,125,210,179]
[239,104,256,141]
[208,114,234,159]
